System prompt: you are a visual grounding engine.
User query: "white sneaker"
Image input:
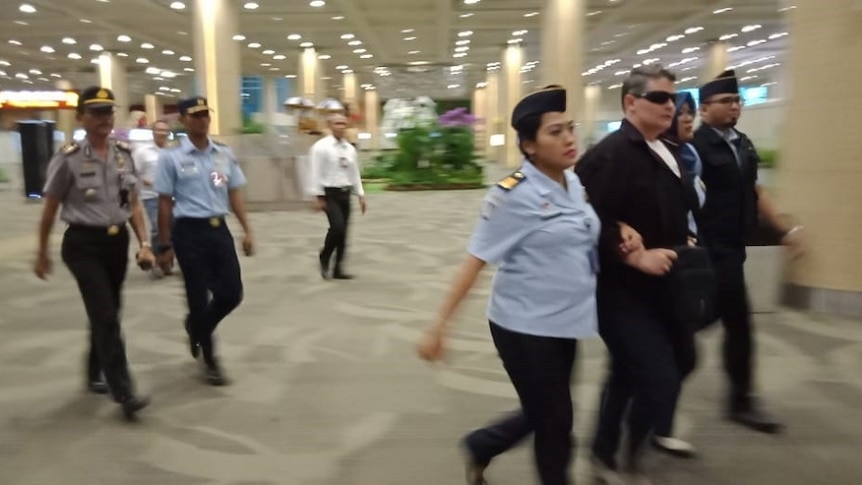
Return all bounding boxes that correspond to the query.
[651,436,697,458]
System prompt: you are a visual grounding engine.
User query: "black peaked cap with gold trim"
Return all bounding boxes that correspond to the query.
[511,86,567,131]
[78,86,116,109]
[178,96,213,116]
[699,69,739,104]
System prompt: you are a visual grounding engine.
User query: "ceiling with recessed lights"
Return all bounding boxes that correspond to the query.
[0,0,791,103]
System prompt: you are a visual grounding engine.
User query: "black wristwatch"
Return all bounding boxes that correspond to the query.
[158,243,173,253]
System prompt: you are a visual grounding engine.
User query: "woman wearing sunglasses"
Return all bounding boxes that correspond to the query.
[576,65,700,485]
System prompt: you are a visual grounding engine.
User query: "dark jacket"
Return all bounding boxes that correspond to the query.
[691,124,760,250]
[576,119,697,296]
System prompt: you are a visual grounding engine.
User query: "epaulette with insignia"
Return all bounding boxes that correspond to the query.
[114,140,132,152]
[61,143,80,156]
[496,171,526,191]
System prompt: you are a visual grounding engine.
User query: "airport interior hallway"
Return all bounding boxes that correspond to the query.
[1,188,861,485]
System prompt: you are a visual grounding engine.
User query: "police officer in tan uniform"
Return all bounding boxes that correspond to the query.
[34,86,154,420]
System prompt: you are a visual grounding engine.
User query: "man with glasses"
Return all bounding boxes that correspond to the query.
[154,96,254,386]
[693,69,804,434]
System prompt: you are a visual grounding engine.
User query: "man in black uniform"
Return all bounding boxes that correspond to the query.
[35,86,153,420]
[693,70,804,433]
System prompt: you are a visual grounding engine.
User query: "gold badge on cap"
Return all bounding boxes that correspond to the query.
[197,98,205,106]
[97,89,109,99]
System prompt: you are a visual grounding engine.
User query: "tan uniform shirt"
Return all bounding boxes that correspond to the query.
[42,138,139,226]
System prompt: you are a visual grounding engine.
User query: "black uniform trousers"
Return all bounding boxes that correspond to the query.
[592,284,696,468]
[320,187,352,271]
[172,218,243,364]
[62,225,135,402]
[464,322,577,485]
[708,245,754,409]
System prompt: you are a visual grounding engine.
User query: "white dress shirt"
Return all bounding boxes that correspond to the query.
[132,143,163,200]
[308,135,365,197]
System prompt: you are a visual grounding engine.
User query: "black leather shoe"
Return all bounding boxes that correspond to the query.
[205,363,228,386]
[332,272,354,280]
[729,407,784,434]
[184,320,200,359]
[319,253,331,280]
[87,379,109,395]
[462,449,487,485]
[120,395,150,421]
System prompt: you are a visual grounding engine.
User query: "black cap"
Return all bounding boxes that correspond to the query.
[699,69,739,104]
[78,86,116,110]
[511,86,567,131]
[178,96,212,116]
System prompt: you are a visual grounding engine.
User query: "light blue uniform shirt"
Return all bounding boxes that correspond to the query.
[468,161,601,340]
[153,136,247,218]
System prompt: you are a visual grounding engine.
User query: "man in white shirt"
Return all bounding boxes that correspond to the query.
[132,120,171,276]
[309,114,367,280]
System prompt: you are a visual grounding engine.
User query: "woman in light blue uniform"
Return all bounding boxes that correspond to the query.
[418,86,639,485]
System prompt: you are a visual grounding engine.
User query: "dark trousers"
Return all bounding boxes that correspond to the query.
[464,322,577,485]
[711,250,754,409]
[172,218,243,364]
[592,286,695,467]
[62,225,134,402]
[320,187,352,271]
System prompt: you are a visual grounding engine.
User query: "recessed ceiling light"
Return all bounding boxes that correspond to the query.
[136,58,149,64]
[184,67,195,72]
[684,26,703,34]
[273,54,286,60]
[309,0,325,7]
[0,60,11,67]
[713,7,733,14]
[141,43,154,49]
[243,2,259,9]
[248,42,261,48]
[741,24,762,33]
[80,18,92,23]
[19,4,36,13]
[455,46,469,52]
[27,68,42,75]
[62,37,76,45]
[453,53,467,58]
[117,52,129,57]
[524,11,539,17]
[719,33,737,41]
[232,34,246,41]
[460,13,474,18]
[408,50,420,54]
[178,31,188,35]
[272,17,283,21]
[40,46,55,53]
[353,48,366,54]
[336,64,348,69]
[170,1,186,9]
[348,40,362,46]
[50,73,61,78]
[458,31,473,37]
[8,40,22,46]
[341,33,355,39]
[14,20,28,26]
[179,55,192,61]
[285,74,297,78]
[513,30,528,36]
[360,54,373,59]
[68,53,82,60]
[262,49,275,55]
[456,40,471,45]
[90,44,104,51]
[162,49,175,55]
[331,16,344,20]
[404,36,417,41]
[117,35,132,42]
[401,29,414,33]
[287,34,302,40]
[260,63,271,67]
[318,54,331,60]
[300,42,314,47]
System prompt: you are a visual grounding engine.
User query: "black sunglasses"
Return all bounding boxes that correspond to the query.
[633,91,676,105]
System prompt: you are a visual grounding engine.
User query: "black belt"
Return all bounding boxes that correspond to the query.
[175,216,226,228]
[67,223,128,236]
[324,186,352,193]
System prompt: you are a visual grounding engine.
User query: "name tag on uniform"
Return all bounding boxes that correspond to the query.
[79,171,96,178]
[339,157,349,168]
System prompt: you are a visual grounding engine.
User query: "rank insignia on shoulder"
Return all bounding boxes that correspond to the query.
[114,141,132,152]
[496,171,526,191]
[61,143,80,155]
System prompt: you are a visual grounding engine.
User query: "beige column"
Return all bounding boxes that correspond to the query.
[144,94,163,125]
[299,47,321,103]
[471,84,487,153]
[540,0,586,118]
[98,52,129,128]
[191,0,241,136]
[778,0,862,318]
[701,41,730,82]
[500,45,523,168]
[484,69,501,160]
[261,75,278,125]
[342,72,358,114]
[582,84,601,147]
[54,79,76,142]
[363,88,380,150]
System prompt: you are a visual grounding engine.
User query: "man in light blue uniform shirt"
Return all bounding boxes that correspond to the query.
[154,96,254,386]
[418,86,641,485]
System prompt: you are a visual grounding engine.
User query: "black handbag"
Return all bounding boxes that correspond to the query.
[668,245,717,329]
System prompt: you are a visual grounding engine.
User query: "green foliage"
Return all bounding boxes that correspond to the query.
[361,153,397,180]
[758,149,778,168]
[240,117,266,134]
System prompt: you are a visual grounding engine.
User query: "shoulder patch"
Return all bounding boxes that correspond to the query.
[496,171,526,191]
[61,143,80,156]
[114,140,132,152]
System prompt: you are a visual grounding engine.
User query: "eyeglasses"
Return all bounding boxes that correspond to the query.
[634,91,676,105]
[704,95,744,106]
[85,108,115,117]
